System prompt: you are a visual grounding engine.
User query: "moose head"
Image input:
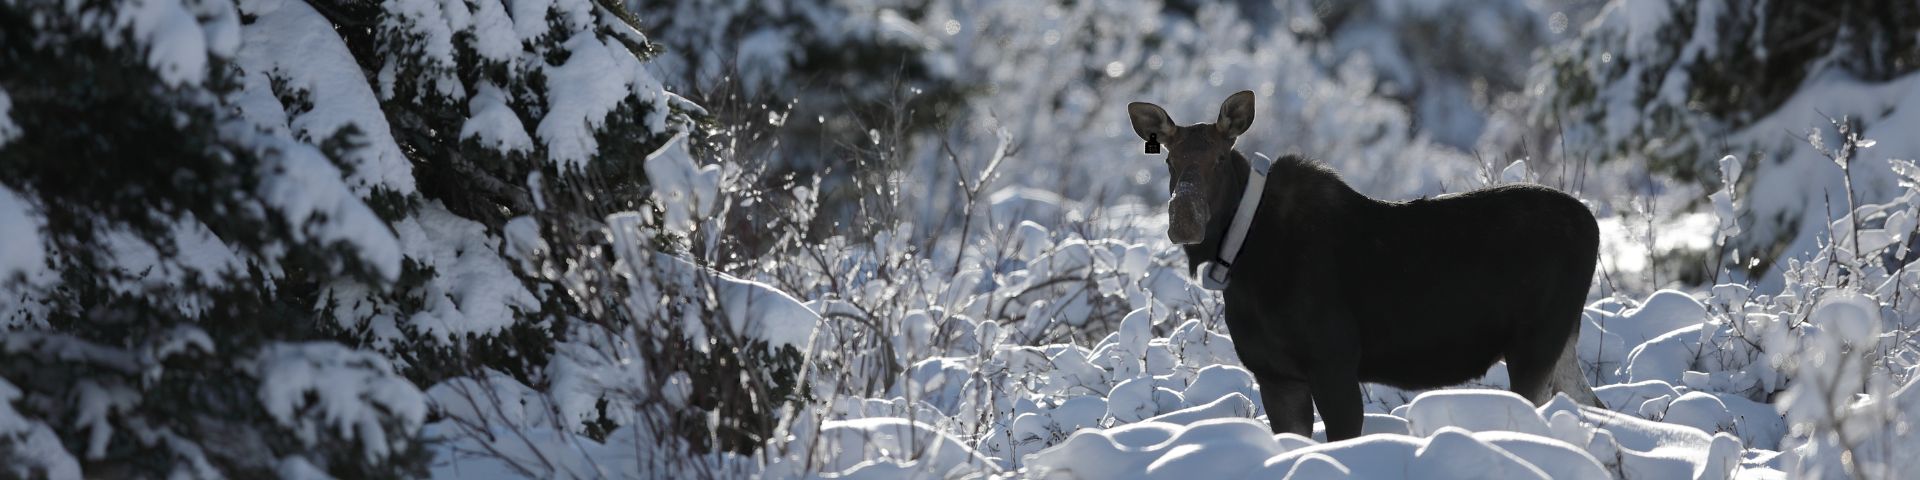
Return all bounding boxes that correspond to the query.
[1128,90,1256,245]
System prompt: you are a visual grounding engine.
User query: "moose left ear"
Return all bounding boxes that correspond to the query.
[1128,102,1176,144]
[1216,90,1256,139]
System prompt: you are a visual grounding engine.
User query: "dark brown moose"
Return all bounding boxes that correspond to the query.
[1128,91,1603,441]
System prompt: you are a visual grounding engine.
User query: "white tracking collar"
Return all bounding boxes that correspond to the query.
[1199,152,1271,290]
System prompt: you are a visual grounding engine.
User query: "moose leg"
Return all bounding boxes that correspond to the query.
[1254,371,1313,436]
[1309,365,1363,441]
[1504,328,1565,404]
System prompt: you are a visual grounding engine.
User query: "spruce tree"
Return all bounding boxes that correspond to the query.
[0,0,697,475]
[1536,0,1920,183]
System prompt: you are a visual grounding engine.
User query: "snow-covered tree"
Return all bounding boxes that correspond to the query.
[1279,0,1556,152]
[1533,0,1920,281]
[0,0,699,474]
[0,0,429,474]
[629,0,968,240]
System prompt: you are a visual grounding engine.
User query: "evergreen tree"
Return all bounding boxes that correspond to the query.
[1534,0,1920,279]
[0,0,697,475]
[630,0,968,240]
[1536,0,1920,183]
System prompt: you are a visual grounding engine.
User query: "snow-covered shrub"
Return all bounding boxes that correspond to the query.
[17,0,1920,477]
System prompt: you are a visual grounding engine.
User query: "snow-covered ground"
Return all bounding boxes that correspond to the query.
[415,227,1918,479]
[9,0,1920,478]
[419,148,1920,477]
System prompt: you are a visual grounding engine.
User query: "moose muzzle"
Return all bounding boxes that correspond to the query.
[1167,183,1209,245]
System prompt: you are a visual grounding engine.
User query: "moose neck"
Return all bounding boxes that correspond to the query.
[1182,149,1254,277]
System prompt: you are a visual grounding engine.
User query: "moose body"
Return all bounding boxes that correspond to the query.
[1130,91,1601,442]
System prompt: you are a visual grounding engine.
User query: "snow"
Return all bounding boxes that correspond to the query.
[0,378,81,480]
[726,272,1827,479]
[0,88,18,146]
[1409,428,1552,479]
[72,380,137,459]
[460,82,533,153]
[643,251,820,351]
[1728,71,1920,290]
[1143,392,1255,425]
[1180,365,1258,409]
[500,215,547,273]
[0,186,47,290]
[15,0,1920,476]
[642,134,721,234]
[378,0,468,101]
[1711,186,1743,242]
[388,202,539,345]
[425,369,550,432]
[252,342,427,462]
[2,332,143,375]
[102,215,248,317]
[1404,390,1551,437]
[1623,323,1706,384]
[246,130,404,280]
[1613,0,1675,57]
[509,0,590,45]
[1025,418,1283,479]
[1605,289,1710,346]
[813,417,999,477]
[117,0,228,87]
[457,0,516,64]
[235,0,418,195]
[536,31,674,167]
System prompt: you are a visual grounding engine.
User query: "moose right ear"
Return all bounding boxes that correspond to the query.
[1128,102,1176,143]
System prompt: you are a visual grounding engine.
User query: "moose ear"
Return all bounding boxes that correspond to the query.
[1215,90,1255,138]
[1128,102,1176,143]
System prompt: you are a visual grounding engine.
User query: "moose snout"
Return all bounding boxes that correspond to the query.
[1167,190,1209,245]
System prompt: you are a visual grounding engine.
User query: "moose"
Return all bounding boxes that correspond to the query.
[1129,91,1602,441]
